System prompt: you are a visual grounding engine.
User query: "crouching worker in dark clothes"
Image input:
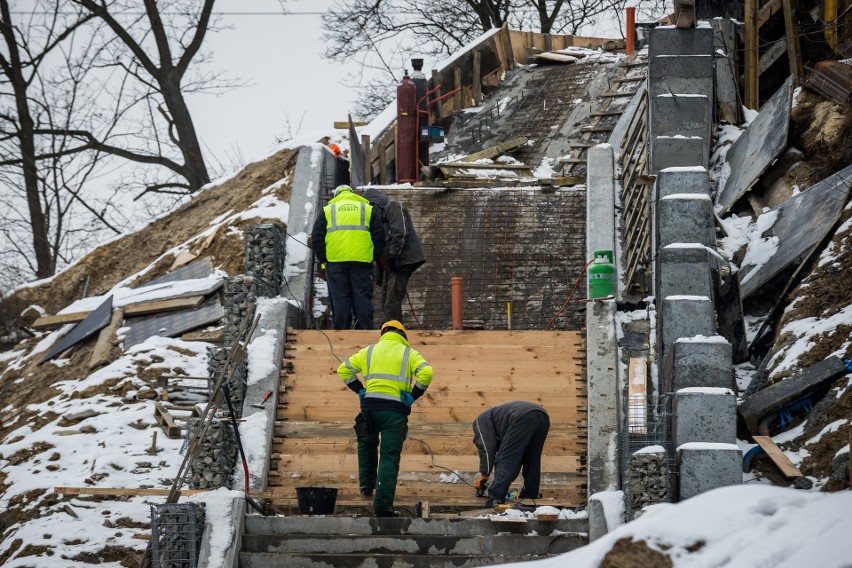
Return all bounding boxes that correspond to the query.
[472,401,550,508]
[338,320,433,517]
[362,188,425,323]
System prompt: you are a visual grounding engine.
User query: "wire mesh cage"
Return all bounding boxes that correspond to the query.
[150,503,205,568]
[621,393,677,518]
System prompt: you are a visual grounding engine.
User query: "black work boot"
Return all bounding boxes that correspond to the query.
[360,487,374,497]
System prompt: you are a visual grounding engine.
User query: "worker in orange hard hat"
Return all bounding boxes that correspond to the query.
[337,320,433,517]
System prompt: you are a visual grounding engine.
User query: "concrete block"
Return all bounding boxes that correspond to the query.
[658,244,714,301]
[658,194,715,248]
[677,443,742,500]
[197,492,244,568]
[586,144,616,256]
[651,136,707,173]
[586,300,619,496]
[661,296,716,360]
[673,388,737,448]
[668,335,733,391]
[651,94,712,144]
[649,55,714,98]
[657,167,710,198]
[649,26,714,57]
[588,491,624,541]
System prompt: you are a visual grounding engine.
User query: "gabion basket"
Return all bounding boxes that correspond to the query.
[150,502,205,568]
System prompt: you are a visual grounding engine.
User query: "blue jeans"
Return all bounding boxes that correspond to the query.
[326,261,375,330]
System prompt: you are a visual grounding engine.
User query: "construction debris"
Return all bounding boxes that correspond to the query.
[40,295,113,363]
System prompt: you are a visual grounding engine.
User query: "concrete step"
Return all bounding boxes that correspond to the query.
[242,533,586,556]
[238,552,552,568]
[244,514,588,537]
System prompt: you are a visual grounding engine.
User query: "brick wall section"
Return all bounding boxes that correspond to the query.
[376,187,587,331]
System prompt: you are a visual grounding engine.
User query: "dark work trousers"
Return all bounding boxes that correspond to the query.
[326,261,375,330]
[358,410,408,513]
[486,411,550,505]
[381,268,412,323]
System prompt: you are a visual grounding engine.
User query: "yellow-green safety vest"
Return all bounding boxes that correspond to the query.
[324,191,374,263]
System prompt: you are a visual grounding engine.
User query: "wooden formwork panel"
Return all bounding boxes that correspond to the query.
[270,329,587,510]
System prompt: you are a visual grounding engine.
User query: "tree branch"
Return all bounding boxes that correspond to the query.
[176,0,216,76]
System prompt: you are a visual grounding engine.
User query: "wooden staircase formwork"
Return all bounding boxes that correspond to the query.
[266,329,588,515]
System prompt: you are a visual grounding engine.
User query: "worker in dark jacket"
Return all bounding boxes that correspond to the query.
[338,320,433,517]
[362,188,425,323]
[472,401,550,508]
[311,185,385,330]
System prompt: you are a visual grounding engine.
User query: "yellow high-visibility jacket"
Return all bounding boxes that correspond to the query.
[338,332,432,411]
[324,190,374,263]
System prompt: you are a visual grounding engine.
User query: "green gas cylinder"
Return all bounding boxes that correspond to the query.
[588,250,616,299]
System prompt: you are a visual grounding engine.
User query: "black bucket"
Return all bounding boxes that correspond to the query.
[295,487,338,515]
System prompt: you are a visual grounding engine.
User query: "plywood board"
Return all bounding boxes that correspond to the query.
[32,311,91,329]
[738,163,852,298]
[270,329,587,509]
[40,296,113,363]
[122,296,204,317]
[716,76,793,213]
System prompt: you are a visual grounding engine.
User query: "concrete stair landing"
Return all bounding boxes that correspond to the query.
[240,515,588,567]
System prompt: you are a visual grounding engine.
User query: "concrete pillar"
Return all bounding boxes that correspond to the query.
[672,388,737,448]
[667,335,733,391]
[658,244,714,301]
[649,26,714,57]
[657,167,711,198]
[586,300,620,495]
[651,136,707,173]
[651,94,712,146]
[648,55,714,100]
[658,194,715,248]
[677,443,742,500]
[586,144,616,257]
[661,296,716,360]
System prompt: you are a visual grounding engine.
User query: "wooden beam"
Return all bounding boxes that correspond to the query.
[757,0,783,27]
[154,402,183,439]
[472,51,482,106]
[122,296,204,317]
[54,486,271,498]
[753,436,803,478]
[32,311,91,329]
[758,38,787,76]
[744,0,759,109]
[782,0,804,79]
[454,67,462,112]
[456,136,529,163]
[628,358,648,434]
[334,120,368,129]
[430,69,442,119]
[361,134,371,184]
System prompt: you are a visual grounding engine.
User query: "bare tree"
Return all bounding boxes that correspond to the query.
[0,0,95,278]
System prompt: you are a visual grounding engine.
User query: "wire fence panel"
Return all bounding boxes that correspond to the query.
[150,503,205,568]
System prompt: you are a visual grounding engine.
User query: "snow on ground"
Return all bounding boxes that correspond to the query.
[768,304,852,378]
[0,336,211,566]
[507,486,852,568]
[739,209,781,286]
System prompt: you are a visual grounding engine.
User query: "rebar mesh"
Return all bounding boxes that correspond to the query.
[621,394,677,517]
[150,503,205,568]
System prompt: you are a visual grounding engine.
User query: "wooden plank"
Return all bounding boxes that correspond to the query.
[274,434,586,455]
[271,453,580,473]
[154,402,183,439]
[753,436,803,478]
[287,329,584,347]
[32,311,91,329]
[274,421,585,438]
[181,328,224,343]
[745,0,759,109]
[122,296,204,317]
[456,136,529,163]
[88,308,124,371]
[757,0,783,27]
[758,38,787,75]
[781,0,803,79]
[280,392,583,409]
[454,67,462,111]
[628,357,648,434]
[55,486,271,499]
[334,120,368,129]
[280,406,585,425]
[442,162,532,171]
[472,50,482,105]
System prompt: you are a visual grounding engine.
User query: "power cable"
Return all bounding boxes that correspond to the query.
[317,327,343,363]
[405,290,425,330]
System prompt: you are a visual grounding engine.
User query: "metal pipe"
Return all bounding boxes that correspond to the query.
[626,7,636,56]
[451,277,463,330]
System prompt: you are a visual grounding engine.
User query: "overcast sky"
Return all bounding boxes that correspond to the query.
[184,0,349,170]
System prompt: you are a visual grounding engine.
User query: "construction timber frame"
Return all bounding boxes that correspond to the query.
[358,25,625,185]
[743,0,804,109]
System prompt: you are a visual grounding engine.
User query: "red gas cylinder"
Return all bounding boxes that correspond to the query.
[396,72,417,183]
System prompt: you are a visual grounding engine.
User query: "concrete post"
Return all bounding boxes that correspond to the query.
[658,194,715,248]
[667,336,733,391]
[677,443,742,500]
[661,295,716,361]
[586,144,616,257]
[672,388,737,448]
[651,136,707,173]
[657,167,711,198]
[586,300,620,495]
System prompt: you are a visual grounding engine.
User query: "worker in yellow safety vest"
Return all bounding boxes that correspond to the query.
[311,185,385,329]
[338,320,433,517]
